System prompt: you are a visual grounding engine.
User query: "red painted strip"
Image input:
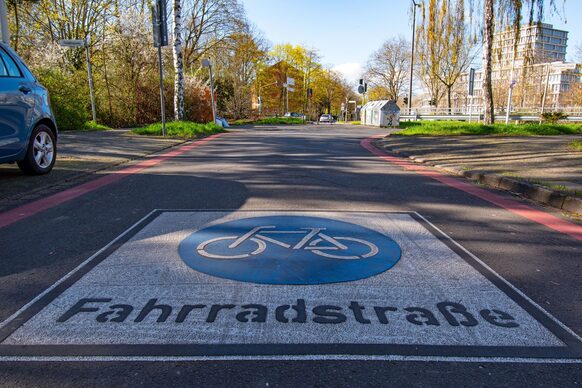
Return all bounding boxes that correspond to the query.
[0,134,224,229]
[361,135,582,241]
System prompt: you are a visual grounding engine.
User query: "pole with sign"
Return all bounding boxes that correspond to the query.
[0,0,9,44]
[202,59,216,124]
[59,38,97,123]
[467,68,475,122]
[152,0,168,136]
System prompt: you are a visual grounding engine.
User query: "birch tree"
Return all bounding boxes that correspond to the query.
[173,0,184,120]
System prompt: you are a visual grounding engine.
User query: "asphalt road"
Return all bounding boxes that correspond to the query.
[0,124,581,387]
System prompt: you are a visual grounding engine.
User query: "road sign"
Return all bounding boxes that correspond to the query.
[287,87,295,93]
[287,77,295,86]
[58,39,86,48]
[468,68,475,96]
[358,85,365,94]
[1,211,580,361]
[151,0,168,47]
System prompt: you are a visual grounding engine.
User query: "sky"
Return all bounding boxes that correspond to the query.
[242,0,582,83]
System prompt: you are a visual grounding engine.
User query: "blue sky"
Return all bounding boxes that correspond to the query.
[242,0,582,83]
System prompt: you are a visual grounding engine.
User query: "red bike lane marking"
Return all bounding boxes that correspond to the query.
[361,135,582,241]
[0,134,224,230]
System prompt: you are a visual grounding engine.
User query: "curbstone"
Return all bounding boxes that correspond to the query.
[498,177,534,194]
[462,170,483,181]
[526,186,566,209]
[481,174,502,188]
[382,145,581,215]
[562,196,582,214]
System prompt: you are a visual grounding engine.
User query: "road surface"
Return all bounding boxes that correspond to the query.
[0,124,580,387]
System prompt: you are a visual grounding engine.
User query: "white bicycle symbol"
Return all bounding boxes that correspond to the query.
[196,226,379,260]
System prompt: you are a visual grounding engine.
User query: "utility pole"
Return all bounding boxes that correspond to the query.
[0,0,9,44]
[85,38,97,122]
[202,59,216,124]
[540,63,551,124]
[407,0,420,115]
[505,55,516,125]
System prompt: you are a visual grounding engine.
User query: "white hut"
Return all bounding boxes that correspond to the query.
[361,100,400,127]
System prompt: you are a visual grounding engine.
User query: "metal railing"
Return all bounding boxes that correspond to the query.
[404,106,582,116]
[399,106,582,122]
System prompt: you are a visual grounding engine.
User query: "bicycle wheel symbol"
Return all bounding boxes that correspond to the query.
[307,237,379,259]
[197,236,266,259]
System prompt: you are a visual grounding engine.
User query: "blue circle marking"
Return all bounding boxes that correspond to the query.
[178,216,402,285]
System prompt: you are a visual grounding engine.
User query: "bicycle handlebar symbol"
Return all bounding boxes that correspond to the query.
[197,226,379,260]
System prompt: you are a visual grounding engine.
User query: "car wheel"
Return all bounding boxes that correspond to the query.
[17,124,57,175]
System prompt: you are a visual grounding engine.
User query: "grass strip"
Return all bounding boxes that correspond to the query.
[396,121,582,136]
[132,121,224,139]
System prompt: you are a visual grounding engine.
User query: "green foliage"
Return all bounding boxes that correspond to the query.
[570,140,582,151]
[82,121,112,131]
[540,111,568,123]
[37,69,90,131]
[231,117,304,126]
[396,121,582,136]
[132,121,224,138]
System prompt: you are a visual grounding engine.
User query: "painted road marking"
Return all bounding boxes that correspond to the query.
[0,134,223,230]
[179,216,401,284]
[361,135,582,241]
[0,211,580,360]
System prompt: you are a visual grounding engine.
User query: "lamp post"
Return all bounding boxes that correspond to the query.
[407,0,420,115]
[0,0,9,44]
[59,38,97,123]
[202,59,216,124]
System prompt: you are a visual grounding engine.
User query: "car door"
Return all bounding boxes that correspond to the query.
[0,45,35,159]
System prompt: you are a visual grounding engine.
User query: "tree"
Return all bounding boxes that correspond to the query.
[364,36,410,102]
[181,0,242,70]
[173,0,185,120]
[476,0,561,123]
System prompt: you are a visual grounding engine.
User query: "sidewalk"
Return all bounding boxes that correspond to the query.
[377,134,582,214]
[0,130,185,211]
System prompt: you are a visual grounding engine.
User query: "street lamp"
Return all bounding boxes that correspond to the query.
[0,0,9,44]
[202,59,216,124]
[407,0,420,115]
[59,38,97,123]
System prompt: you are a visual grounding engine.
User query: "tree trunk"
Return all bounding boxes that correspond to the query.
[447,85,452,113]
[173,0,184,121]
[482,0,495,124]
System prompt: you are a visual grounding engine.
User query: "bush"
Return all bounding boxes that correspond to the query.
[541,111,568,123]
[36,69,90,131]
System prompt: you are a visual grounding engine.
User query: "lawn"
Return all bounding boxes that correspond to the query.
[395,121,582,136]
[231,117,304,126]
[132,121,224,138]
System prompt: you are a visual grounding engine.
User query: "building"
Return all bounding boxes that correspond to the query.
[443,24,581,112]
[492,23,568,68]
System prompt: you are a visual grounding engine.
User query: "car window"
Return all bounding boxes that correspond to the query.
[0,48,22,78]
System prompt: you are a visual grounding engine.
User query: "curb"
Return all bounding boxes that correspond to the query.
[379,143,582,215]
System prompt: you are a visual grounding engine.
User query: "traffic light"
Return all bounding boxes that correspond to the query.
[364,83,368,92]
[359,79,364,85]
[403,97,409,105]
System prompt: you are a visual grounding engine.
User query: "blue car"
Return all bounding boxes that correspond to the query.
[0,42,57,174]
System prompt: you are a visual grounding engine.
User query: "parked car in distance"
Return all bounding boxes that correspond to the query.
[284,112,306,120]
[0,42,57,174]
[319,114,335,123]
